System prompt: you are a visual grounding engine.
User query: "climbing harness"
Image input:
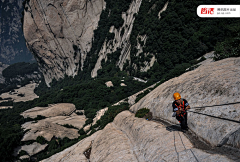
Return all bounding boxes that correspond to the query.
[175,100,186,117]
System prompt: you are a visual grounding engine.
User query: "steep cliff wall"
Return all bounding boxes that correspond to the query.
[91,0,143,77]
[23,0,170,85]
[23,0,106,86]
[130,57,240,149]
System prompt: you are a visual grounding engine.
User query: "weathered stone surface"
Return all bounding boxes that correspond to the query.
[42,111,231,162]
[46,115,86,129]
[21,103,76,118]
[0,106,13,109]
[21,119,79,141]
[127,81,159,106]
[23,0,106,86]
[84,107,108,132]
[130,57,240,149]
[18,142,48,156]
[0,83,39,102]
[90,123,139,162]
[20,155,30,160]
[158,1,168,19]
[105,81,114,87]
[41,130,102,162]
[91,0,142,77]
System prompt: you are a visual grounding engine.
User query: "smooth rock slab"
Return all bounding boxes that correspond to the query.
[0,83,39,102]
[21,119,79,141]
[41,111,231,162]
[19,142,48,156]
[130,57,240,149]
[21,103,76,118]
[41,131,103,162]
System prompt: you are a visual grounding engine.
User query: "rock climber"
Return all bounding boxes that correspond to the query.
[172,92,190,131]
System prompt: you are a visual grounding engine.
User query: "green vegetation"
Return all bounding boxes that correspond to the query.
[0,74,146,161]
[93,103,130,130]
[135,89,151,103]
[4,0,239,161]
[36,136,47,145]
[33,136,80,161]
[126,0,240,84]
[0,62,41,94]
[62,124,78,130]
[214,24,240,60]
[0,101,13,106]
[76,111,83,115]
[82,0,132,77]
[135,108,150,118]
[2,62,38,79]
[18,150,28,156]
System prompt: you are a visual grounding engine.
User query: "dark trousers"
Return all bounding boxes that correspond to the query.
[176,112,188,129]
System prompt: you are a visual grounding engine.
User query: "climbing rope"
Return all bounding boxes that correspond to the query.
[187,110,240,124]
[178,131,199,162]
[185,101,240,124]
[190,101,240,109]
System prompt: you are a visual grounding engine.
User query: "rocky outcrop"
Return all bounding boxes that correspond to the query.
[158,1,168,19]
[42,111,231,162]
[0,83,39,102]
[19,103,86,157]
[41,130,102,162]
[105,81,113,87]
[21,104,86,139]
[21,103,76,118]
[84,107,108,132]
[130,57,240,149]
[23,0,106,86]
[21,119,79,141]
[91,0,142,77]
[17,142,48,156]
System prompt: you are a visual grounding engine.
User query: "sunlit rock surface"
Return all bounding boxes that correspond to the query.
[23,0,106,86]
[42,111,231,162]
[130,57,240,149]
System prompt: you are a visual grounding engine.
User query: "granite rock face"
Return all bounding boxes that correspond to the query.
[130,57,240,149]
[21,119,79,141]
[0,83,39,102]
[17,142,48,156]
[42,111,231,162]
[21,103,76,118]
[20,103,85,140]
[19,103,86,157]
[23,0,106,86]
[91,0,143,77]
